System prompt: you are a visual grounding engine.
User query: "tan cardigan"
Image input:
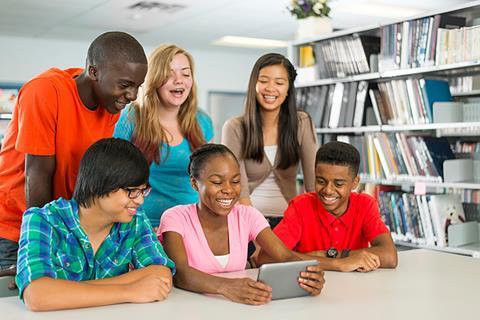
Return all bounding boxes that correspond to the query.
[221,111,318,202]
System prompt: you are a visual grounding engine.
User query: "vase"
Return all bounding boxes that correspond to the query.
[296,16,333,40]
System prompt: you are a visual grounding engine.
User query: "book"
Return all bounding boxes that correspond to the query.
[321,85,335,128]
[343,81,358,127]
[419,79,453,123]
[299,45,315,68]
[422,137,455,179]
[328,83,345,128]
[313,44,330,78]
[338,82,351,127]
[419,195,436,246]
[311,86,329,127]
[368,89,383,125]
[353,81,369,127]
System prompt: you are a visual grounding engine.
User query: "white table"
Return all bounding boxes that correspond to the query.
[1,249,479,320]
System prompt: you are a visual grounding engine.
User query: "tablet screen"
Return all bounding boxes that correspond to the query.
[257,260,318,300]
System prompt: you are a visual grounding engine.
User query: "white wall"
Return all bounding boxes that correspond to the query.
[0,35,284,111]
[0,36,87,83]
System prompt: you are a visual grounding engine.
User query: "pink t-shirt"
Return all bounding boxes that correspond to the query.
[158,204,269,274]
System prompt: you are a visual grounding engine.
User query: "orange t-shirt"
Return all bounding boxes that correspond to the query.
[0,68,119,241]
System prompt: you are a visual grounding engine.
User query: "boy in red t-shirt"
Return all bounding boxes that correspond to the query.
[0,32,148,281]
[259,141,397,272]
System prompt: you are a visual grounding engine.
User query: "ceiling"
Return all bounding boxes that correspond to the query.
[0,0,474,52]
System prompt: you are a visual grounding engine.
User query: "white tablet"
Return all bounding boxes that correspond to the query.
[257,260,318,300]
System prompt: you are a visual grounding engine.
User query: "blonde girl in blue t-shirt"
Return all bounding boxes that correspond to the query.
[114,44,214,227]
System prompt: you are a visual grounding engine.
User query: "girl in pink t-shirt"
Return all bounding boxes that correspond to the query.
[158,143,324,305]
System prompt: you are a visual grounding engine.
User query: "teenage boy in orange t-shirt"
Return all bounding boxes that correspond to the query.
[258,141,398,272]
[0,31,148,278]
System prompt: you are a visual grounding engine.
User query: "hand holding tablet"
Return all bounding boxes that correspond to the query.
[217,277,272,305]
[257,260,324,300]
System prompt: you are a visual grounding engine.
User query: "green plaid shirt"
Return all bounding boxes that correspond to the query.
[16,198,175,298]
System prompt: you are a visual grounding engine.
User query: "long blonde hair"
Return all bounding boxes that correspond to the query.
[131,44,205,164]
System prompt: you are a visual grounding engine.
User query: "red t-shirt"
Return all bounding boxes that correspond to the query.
[0,68,119,241]
[273,192,389,252]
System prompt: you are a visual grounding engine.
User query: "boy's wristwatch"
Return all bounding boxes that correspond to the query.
[326,247,338,258]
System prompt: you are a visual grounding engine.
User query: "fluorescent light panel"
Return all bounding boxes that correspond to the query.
[212,36,289,49]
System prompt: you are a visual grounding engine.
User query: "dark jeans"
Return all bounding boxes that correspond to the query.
[0,237,18,271]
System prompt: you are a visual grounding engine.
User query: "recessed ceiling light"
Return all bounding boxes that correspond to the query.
[212,36,289,49]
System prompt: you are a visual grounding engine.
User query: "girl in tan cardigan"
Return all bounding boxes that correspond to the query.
[222,53,318,228]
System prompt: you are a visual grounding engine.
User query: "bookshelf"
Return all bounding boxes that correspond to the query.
[291,1,480,257]
[296,60,480,88]
[316,121,480,134]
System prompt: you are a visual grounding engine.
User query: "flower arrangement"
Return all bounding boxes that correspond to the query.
[288,0,331,19]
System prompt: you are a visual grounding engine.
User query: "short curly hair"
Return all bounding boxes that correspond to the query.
[86,31,147,67]
[315,141,360,176]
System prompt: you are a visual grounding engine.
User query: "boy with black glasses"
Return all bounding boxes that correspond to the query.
[15,138,174,311]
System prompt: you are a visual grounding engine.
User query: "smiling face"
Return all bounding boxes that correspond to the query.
[255,64,289,113]
[156,53,193,109]
[95,184,148,224]
[191,154,241,217]
[91,61,147,114]
[315,163,359,217]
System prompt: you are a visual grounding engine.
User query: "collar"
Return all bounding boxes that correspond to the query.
[316,193,355,229]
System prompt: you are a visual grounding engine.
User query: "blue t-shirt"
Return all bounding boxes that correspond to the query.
[113,106,214,227]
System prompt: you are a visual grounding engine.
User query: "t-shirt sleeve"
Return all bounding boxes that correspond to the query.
[15,209,57,299]
[197,110,214,142]
[243,206,269,241]
[131,211,175,272]
[113,105,135,141]
[362,196,389,242]
[157,206,187,242]
[15,79,58,155]
[273,201,303,249]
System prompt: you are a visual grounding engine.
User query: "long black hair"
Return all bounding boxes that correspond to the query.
[241,53,300,170]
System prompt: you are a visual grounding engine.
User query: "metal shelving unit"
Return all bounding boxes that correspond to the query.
[395,240,480,258]
[360,176,480,190]
[291,1,480,257]
[296,60,480,87]
[316,122,480,134]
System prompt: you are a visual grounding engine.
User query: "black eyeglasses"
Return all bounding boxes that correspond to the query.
[123,186,151,199]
